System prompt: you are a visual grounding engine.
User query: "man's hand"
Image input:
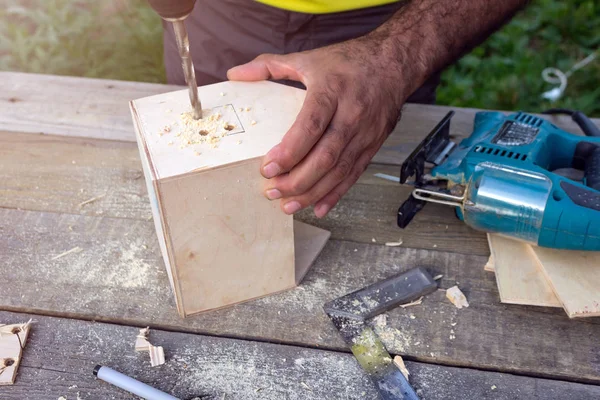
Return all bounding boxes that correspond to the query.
[228,0,527,218]
[228,40,408,218]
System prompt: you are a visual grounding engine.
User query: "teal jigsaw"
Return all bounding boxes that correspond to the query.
[398,110,600,251]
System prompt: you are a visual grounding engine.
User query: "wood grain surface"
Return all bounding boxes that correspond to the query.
[3,310,599,400]
[1,208,599,383]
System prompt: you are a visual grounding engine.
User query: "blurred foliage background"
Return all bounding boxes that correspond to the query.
[1,0,598,116]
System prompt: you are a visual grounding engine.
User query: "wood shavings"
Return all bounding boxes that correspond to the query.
[392,355,410,380]
[134,327,165,367]
[51,246,82,261]
[134,327,151,352]
[194,151,201,156]
[149,345,165,367]
[371,238,377,243]
[385,239,403,247]
[433,274,443,281]
[300,382,312,391]
[78,193,106,208]
[446,286,469,309]
[400,296,423,308]
[250,120,257,125]
[245,107,251,112]
[491,385,497,390]
[178,110,236,149]
[168,141,174,145]
[236,140,242,145]
[220,92,225,96]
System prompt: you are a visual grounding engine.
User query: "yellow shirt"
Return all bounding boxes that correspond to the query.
[256,0,398,14]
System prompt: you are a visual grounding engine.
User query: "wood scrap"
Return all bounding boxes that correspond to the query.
[529,246,600,318]
[446,286,469,309]
[393,355,410,380]
[0,319,32,385]
[149,345,165,367]
[483,254,494,272]
[51,246,82,261]
[385,239,403,247]
[487,235,561,308]
[399,296,423,308]
[134,327,151,351]
[133,326,165,366]
[78,193,106,208]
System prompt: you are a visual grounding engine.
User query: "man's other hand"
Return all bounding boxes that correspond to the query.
[227,40,407,218]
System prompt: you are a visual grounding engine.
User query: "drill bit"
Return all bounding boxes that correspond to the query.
[171,19,202,119]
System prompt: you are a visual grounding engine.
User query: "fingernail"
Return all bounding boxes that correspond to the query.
[283,201,302,214]
[265,188,281,200]
[262,162,281,179]
[314,204,330,218]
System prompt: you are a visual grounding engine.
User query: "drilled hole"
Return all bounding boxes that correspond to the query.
[4,358,14,367]
[224,124,235,131]
[11,327,21,334]
[199,130,209,136]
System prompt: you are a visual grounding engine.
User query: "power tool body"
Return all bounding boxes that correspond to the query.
[398,110,600,251]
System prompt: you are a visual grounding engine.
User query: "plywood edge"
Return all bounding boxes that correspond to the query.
[293,221,331,285]
[155,180,188,318]
[158,155,263,184]
[131,101,187,318]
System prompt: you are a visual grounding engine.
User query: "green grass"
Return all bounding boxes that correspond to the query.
[1,0,598,116]
[438,0,600,116]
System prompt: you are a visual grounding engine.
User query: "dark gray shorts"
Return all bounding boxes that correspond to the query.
[163,0,439,104]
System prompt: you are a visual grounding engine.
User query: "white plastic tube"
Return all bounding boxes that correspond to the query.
[94,365,179,400]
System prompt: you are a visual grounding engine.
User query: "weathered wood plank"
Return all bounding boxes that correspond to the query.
[0,131,486,255]
[3,72,597,164]
[1,208,599,383]
[0,72,181,141]
[3,311,598,400]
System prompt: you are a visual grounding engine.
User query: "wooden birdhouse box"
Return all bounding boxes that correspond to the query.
[130,81,330,317]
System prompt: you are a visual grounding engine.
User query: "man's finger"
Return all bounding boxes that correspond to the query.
[275,133,367,214]
[227,54,303,82]
[313,149,374,218]
[261,89,337,178]
[267,117,358,198]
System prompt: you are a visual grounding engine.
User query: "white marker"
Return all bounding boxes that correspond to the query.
[94,365,179,400]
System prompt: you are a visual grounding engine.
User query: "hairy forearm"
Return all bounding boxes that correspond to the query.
[361,0,528,98]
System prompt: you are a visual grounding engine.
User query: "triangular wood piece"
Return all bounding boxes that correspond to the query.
[483,254,495,272]
[294,221,330,285]
[488,235,561,308]
[529,246,600,318]
[0,320,32,385]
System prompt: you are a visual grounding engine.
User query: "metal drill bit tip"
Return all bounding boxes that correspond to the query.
[172,19,202,119]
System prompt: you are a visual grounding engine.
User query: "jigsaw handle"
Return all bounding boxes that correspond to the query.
[585,147,600,191]
[572,111,600,138]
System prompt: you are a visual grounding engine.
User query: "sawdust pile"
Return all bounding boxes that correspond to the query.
[176,110,237,149]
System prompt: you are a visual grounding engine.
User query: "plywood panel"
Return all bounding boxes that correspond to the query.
[487,235,561,308]
[159,158,295,316]
[530,246,600,318]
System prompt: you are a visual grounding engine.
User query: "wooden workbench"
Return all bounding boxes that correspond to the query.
[1,72,599,399]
